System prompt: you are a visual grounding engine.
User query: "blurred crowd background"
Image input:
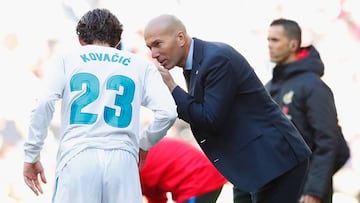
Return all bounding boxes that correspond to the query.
[1,0,359,202]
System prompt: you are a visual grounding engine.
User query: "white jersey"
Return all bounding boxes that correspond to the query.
[24,45,177,175]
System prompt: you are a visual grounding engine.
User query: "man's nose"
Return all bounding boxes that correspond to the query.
[151,50,160,59]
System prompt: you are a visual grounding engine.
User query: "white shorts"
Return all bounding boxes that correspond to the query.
[52,148,142,203]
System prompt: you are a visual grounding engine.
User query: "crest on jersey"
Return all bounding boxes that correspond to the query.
[283,90,294,105]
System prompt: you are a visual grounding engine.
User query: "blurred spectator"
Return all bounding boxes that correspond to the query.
[140,137,227,203]
[265,18,350,203]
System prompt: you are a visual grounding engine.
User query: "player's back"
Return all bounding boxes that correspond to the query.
[60,45,148,137]
[49,44,158,173]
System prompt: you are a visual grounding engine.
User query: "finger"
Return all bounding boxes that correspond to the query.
[33,178,44,194]
[40,171,47,184]
[157,68,168,76]
[158,65,167,72]
[154,61,162,69]
[24,177,39,196]
[157,67,164,73]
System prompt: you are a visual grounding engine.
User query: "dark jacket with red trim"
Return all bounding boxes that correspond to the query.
[265,45,350,199]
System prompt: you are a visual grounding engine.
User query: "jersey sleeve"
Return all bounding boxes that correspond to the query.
[23,55,65,163]
[139,63,177,150]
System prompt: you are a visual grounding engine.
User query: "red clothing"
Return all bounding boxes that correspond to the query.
[140,137,227,203]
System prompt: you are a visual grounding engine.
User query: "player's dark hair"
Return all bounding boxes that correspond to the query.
[76,8,123,47]
[270,18,302,49]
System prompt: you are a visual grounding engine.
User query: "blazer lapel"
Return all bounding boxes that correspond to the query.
[189,67,201,96]
[189,38,203,96]
[183,69,191,90]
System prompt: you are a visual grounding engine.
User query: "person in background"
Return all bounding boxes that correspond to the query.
[265,18,350,203]
[23,8,177,203]
[140,137,227,203]
[143,14,312,203]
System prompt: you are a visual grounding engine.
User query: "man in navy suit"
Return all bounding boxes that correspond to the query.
[143,14,311,203]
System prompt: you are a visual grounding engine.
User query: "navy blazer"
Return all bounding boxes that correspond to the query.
[172,38,311,192]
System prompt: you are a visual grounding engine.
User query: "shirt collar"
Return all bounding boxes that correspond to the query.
[184,38,194,71]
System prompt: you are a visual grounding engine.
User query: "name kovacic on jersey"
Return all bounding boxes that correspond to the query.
[80,52,131,66]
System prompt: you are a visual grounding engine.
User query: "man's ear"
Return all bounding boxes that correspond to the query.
[289,40,298,51]
[79,38,86,46]
[177,31,186,47]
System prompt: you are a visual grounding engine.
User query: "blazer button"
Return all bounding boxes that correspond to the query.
[213,158,219,163]
[200,139,206,143]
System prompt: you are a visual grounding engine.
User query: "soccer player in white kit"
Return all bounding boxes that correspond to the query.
[23,8,177,203]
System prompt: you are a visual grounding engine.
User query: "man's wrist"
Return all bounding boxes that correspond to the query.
[168,83,177,92]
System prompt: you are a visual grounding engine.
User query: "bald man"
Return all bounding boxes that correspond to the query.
[143,14,311,203]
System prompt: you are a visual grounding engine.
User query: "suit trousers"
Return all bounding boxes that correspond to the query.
[233,159,309,203]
